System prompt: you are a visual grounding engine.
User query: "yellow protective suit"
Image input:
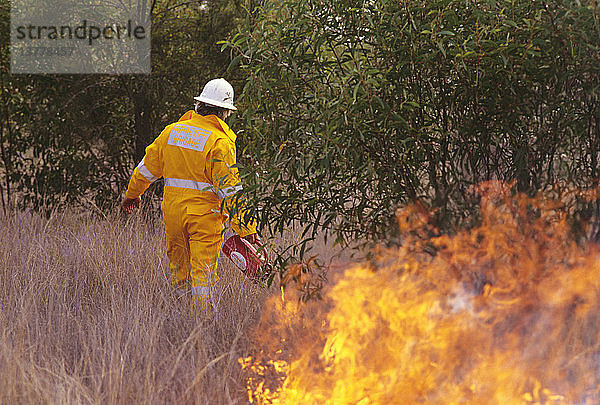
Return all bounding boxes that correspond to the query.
[126,110,256,311]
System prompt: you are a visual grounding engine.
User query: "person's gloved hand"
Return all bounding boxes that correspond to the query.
[122,197,140,214]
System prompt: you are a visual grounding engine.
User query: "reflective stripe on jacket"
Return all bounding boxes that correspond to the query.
[125,111,256,237]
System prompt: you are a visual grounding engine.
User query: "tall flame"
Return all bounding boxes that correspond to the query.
[241,182,600,404]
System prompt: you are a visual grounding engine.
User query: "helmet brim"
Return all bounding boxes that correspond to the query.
[193,96,237,111]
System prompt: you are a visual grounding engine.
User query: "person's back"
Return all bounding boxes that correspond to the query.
[146,111,242,213]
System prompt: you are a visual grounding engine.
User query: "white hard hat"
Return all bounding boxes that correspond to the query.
[194,78,237,110]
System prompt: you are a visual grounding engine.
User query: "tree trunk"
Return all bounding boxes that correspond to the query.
[0,84,12,213]
[133,81,153,163]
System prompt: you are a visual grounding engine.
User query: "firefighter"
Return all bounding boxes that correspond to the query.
[122,78,261,313]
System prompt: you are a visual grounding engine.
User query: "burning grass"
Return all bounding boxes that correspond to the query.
[242,182,600,404]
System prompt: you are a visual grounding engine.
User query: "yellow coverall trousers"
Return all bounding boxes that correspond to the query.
[162,190,225,312]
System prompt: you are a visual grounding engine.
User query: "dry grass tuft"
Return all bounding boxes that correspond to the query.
[0,209,281,404]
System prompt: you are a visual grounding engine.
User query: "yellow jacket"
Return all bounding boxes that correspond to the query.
[126,110,256,237]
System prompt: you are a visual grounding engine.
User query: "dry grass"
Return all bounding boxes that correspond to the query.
[0,209,292,404]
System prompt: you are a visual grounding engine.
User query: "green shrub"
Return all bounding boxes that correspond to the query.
[227,0,600,252]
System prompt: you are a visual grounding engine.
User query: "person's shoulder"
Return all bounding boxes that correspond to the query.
[196,115,236,142]
[214,117,237,143]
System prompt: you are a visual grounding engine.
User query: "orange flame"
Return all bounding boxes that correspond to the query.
[241,182,600,404]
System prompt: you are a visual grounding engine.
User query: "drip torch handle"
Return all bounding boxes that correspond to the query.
[255,240,269,264]
[243,233,269,264]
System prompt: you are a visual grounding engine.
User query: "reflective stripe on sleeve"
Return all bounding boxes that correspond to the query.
[164,178,216,193]
[216,183,243,199]
[137,158,158,182]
